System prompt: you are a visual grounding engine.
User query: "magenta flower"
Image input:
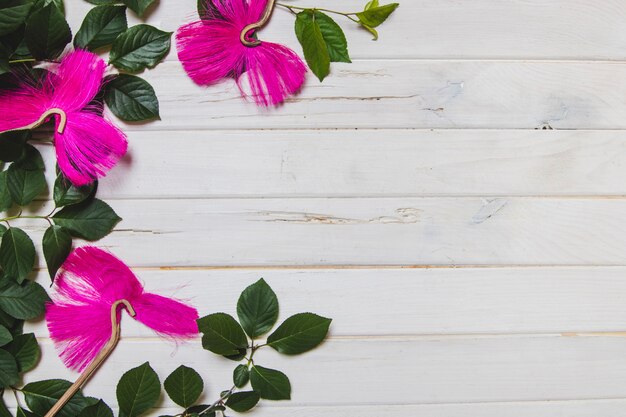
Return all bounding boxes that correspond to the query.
[0,50,127,186]
[46,246,199,372]
[176,0,307,107]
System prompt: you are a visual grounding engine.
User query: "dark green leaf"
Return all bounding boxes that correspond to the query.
[116,362,161,417]
[24,4,71,60]
[53,173,96,207]
[23,379,88,417]
[74,5,127,51]
[225,391,260,413]
[0,325,12,347]
[249,366,290,400]
[7,164,46,206]
[0,280,49,319]
[197,313,248,357]
[233,364,249,388]
[84,0,118,5]
[109,24,171,72]
[0,308,15,329]
[0,130,30,162]
[0,349,18,388]
[12,144,44,171]
[356,3,398,28]
[0,2,32,37]
[0,398,11,417]
[0,172,12,212]
[164,365,203,408]
[295,11,330,81]
[42,225,71,280]
[311,12,350,63]
[237,278,278,338]
[122,0,155,17]
[104,74,159,121]
[77,400,113,417]
[5,333,40,372]
[16,406,36,417]
[0,227,35,283]
[52,198,121,241]
[267,312,331,355]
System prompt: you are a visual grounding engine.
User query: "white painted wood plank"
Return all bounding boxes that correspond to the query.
[24,267,626,337]
[64,1,626,60]
[34,129,626,199]
[15,336,626,407]
[104,60,626,130]
[12,197,626,266]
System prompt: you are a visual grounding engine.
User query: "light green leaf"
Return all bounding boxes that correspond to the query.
[104,74,159,121]
[311,12,351,63]
[109,24,171,72]
[267,313,331,355]
[356,3,399,28]
[74,5,127,51]
[116,362,161,417]
[164,365,203,408]
[295,10,330,81]
[237,278,278,339]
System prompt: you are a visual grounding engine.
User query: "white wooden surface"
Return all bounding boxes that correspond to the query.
[16,1,626,415]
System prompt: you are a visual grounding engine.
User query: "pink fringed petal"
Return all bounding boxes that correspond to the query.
[54,111,128,186]
[134,293,199,339]
[0,86,51,132]
[49,49,106,112]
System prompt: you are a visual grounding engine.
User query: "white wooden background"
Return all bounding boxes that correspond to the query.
[15,0,626,415]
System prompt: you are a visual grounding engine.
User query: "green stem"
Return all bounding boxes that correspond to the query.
[277,3,361,22]
[8,58,36,64]
[1,212,51,224]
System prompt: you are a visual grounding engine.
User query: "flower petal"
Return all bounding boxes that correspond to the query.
[48,50,106,112]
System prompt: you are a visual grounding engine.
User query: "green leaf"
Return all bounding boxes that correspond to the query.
[42,225,72,280]
[295,11,330,81]
[122,0,155,17]
[12,144,44,171]
[0,349,18,388]
[0,325,12,347]
[0,227,35,283]
[77,400,114,417]
[0,399,11,417]
[0,280,49,320]
[24,3,72,60]
[0,130,30,162]
[104,74,159,121]
[23,379,88,417]
[237,278,278,339]
[267,312,331,355]
[109,24,171,72]
[0,45,8,75]
[74,5,127,51]
[0,172,13,212]
[311,12,350,63]
[53,172,96,207]
[5,333,40,372]
[16,407,37,417]
[7,164,46,206]
[84,0,118,5]
[198,313,248,357]
[356,3,398,28]
[233,364,249,388]
[249,366,290,400]
[52,198,121,241]
[0,2,32,37]
[164,365,203,408]
[225,391,260,413]
[361,23,378,40]
[117,362,160,417]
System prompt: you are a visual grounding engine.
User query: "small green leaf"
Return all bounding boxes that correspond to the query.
[52,198,121,241]
[361,23,379,40]
[237,278,278,338]
[249,366,290,400]
[0,227,36,283]
[104,74,160,121]
[117,362,161,417]
[225,391,260,413]
[0,325,12,347]
[311,12,350,63]
[24,3,72,60]
[53,173,96,207]
[0,349,18,388]
[233,364,249,388]
[109,24,171,72]
[0,2,32,37]
[197,313,248,357]
[356,3,399,28]
[122,0,155,17]
[0,280,49,320]
[42,225,72,280]
[77,400,113,417]
[295,10,330,81]
[0,130,30,162]
[5,333,40,372]
[267,313,331,355]
[7,164,46,206]
[164,365,203,408]
[23,379,88,417]
[74,5,128,51]
[0,172,13,212]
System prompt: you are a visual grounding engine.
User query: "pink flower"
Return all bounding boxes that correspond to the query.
[46,246,199,372]
[176,0,306,107]
[0,50,127,186]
